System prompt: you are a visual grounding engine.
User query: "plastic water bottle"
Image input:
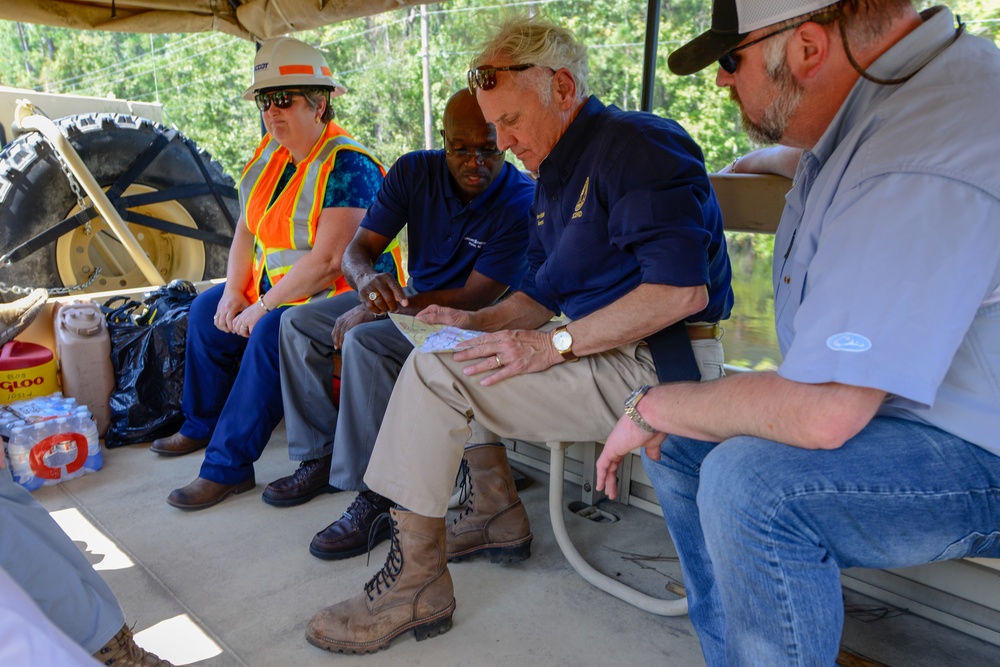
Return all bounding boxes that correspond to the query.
[7,425,40,490]
[75,407,103,473]
[10,424,43,491]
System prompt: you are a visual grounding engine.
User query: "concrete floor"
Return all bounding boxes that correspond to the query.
[33,425,1000,667]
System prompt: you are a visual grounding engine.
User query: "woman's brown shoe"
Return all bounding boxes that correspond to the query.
[166,476,255,510]
[150,432,208,457]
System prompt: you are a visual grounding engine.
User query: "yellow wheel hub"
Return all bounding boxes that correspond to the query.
[55,184,206,292]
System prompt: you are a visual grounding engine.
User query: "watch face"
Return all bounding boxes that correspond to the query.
[553,330,572,352]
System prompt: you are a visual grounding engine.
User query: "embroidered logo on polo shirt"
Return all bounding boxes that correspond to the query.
[572,177,589,219]
[826,333,872,352]
[536,211,545,226]
[464,236,486,249]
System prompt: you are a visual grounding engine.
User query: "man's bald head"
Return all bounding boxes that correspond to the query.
[440,89,506,204]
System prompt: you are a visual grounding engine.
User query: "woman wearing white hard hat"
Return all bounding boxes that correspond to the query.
[157,37,400,510]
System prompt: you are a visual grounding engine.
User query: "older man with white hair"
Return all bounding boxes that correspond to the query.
[304,12,734,654]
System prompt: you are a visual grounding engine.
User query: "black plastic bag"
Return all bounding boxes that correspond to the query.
[103,281,197,448]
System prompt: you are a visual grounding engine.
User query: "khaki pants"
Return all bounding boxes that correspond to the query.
[365,327,724,517]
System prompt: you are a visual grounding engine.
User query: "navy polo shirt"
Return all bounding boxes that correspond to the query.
[361,150,534,293]
[520,96,732,322]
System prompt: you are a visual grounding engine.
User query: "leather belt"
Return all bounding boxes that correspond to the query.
[686,323,722,340]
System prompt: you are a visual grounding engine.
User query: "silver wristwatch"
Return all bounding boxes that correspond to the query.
[624,385,658,433]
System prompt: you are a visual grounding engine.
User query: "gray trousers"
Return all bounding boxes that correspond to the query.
[0,464,123,654]
[279,291,496,491]
[366,324,724,517]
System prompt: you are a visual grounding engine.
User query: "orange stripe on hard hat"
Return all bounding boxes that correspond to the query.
[321,67,332,76]
[279,64,314,75]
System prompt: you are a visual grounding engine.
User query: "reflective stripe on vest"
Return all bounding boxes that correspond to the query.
[238,122,386,305]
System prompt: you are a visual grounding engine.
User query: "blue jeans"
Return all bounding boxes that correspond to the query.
[643,417,1000,667]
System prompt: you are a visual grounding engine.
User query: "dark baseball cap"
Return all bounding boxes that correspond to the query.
[668,0,839,75]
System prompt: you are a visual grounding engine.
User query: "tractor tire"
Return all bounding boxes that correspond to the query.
[0,112,237,301]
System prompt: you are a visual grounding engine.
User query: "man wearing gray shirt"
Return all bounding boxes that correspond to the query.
[596,2,1000,665]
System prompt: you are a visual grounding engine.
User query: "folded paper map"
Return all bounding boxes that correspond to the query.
[388,313,484,353]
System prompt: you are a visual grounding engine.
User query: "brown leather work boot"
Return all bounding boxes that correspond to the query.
[93,623,175,666]
[446,443,532,563]
[306,508,456,654]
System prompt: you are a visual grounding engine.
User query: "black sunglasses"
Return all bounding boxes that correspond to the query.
[719,10,841,74]
[718,23,802,74]
[467,64,536,93]
[254,89,306,112]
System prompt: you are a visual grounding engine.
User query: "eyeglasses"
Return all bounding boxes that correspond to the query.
[467,64,536,93]
[254,89,306,112]
[444,147,505,162]
[718,24,801,74]
[718,10,840,74]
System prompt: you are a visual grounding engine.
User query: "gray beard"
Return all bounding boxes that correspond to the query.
[731,59,804,145]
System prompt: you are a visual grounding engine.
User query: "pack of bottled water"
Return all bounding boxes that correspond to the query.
[1,392,103,491]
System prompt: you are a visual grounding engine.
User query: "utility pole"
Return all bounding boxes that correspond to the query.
[420,5,433,150]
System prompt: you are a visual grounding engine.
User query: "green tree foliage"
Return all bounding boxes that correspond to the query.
[0,0,996,367]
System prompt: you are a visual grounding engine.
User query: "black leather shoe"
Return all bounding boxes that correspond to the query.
[309,490,393,560]
[262,454,338,507]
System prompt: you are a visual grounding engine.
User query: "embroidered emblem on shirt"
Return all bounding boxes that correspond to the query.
[464,236,486,250]
[572,177,589,219]
[536,211,545,226]
[826,333,872,353]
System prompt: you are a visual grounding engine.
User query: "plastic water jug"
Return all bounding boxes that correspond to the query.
[53,301,114,436]
[0,341,59,403]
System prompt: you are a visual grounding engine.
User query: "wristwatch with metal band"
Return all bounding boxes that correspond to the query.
[551,325,577,362]
[624,384,658,433]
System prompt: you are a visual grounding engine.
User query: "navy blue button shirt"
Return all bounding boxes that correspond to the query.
[361,150,534,292]
[521,96,732,323]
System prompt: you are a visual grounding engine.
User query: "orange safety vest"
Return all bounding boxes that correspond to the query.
[238,121,404,304]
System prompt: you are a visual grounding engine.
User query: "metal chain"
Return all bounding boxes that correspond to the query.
[2,104,100,298]
[0,267,102,297]
[40,114,93,236]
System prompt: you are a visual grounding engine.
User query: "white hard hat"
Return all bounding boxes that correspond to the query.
[242,37,346,100]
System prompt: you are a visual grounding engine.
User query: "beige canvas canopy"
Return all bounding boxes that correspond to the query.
[0,0,434,41]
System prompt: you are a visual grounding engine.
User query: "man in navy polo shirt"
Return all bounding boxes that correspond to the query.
[272,89,533,559]
[304,14,733,654]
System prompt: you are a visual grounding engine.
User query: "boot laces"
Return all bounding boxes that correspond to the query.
[96,624,173,666]
[453,458,471,507]
[364,514,402,600]
[342,490,379,524]
[453,464,477,525]
[292,457,323,480]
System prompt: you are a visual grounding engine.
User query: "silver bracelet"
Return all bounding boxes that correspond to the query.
[258,297,270,313]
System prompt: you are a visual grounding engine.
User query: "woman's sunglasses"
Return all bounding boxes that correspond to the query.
[254,90,305,112]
